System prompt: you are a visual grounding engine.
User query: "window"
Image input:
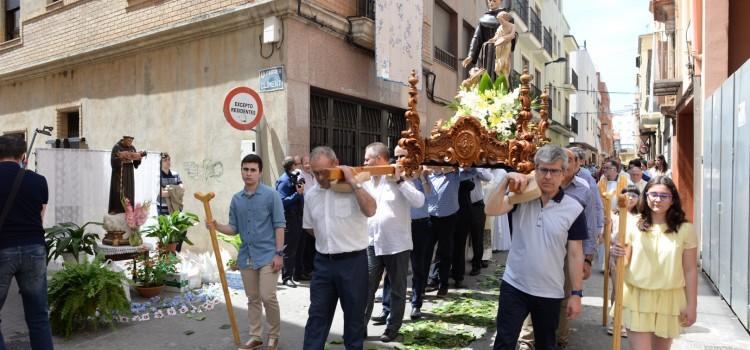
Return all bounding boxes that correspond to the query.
[4,0,20,41]
[462,22,474,80]
[522,56,530,71]
[310,90,406,166]
[57,108,81,139]
[433,1,457,70]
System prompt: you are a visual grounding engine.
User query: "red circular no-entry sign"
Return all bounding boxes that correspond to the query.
[223,87,264,130]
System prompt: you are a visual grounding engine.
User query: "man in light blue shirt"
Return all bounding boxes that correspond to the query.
[207,154,286,350]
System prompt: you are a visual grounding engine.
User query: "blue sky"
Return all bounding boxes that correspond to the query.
[563,0,652,113]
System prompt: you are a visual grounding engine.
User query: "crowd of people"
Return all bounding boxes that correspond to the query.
[0,132,697,350]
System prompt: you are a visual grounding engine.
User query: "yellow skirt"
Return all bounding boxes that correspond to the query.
[612,283,686,339]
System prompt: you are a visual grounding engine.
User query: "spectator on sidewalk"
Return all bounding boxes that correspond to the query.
[207,154,286,350]
[485,145,586,350]
[296,154,316,281]
[467,169,493,274]
[361,142,424,342]
[0,135,54,350]
[275,156,305,288]
[611,176,697,349]
[302,146,376,350]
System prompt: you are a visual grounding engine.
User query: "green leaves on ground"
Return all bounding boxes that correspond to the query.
[478,264,506,290]
[400,320,478,349]
[431,295,497,328]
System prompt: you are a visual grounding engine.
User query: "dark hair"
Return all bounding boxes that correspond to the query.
[0,135,26,159]
[637,176,686,233]
[160,152,170,160]
[656,154,669,171]
[627,159,642,169]
[622,185,641,215]
[241,154,263,172]
[282,156,295,172]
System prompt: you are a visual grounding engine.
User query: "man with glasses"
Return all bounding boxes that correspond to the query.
[485,145,587,350]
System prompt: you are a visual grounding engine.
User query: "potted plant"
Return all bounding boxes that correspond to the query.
[218,233,242,270]
[132,253,178,298]
[47,258,130,337]
[123,198,151,246]
[45,222,102,264]
[143,211,199,254]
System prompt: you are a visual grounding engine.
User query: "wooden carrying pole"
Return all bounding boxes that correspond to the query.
[194,192,241,346]
[599,178,613,326]
[611,194,628,349]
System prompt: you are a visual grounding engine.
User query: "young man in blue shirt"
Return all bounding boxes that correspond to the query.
[207,154,286,350]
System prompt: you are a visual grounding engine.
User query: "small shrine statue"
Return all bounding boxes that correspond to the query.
[489,11,515,84]
[108,136,146,214]
[462,0,517,83]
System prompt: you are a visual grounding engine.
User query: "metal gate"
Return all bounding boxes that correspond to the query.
[310,90,406,166]
[702,59,750,329]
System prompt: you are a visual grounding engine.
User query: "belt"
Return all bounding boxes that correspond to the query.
[317,249,366,260]
[412,217,430,223]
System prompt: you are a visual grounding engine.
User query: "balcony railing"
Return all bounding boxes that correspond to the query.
[529,9,542,44]
[512,0,529,26]
[510,70,521,89]
[358,0,375,20]
[434,47,457,71]
[530,83,542,100]
[543,27,552,56]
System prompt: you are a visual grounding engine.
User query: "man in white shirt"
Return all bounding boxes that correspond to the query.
[302,146,377,350]
[361,142,425,342]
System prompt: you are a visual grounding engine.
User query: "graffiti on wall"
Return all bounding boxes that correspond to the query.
[183,159,224,183]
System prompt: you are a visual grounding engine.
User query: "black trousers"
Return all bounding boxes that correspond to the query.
[282,210,302,281]
[431,214,458,289]
[296,229,316,277]
[451,206,473,282]
[494,282,563,350]
[469,201,486,269]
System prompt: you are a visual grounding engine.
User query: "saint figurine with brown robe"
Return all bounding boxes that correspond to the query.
[462,0,517,83]
[108,136,146,214]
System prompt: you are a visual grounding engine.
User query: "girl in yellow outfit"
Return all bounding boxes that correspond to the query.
[612,176,698,349]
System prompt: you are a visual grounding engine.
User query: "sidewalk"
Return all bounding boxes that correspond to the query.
[1,252,749,349]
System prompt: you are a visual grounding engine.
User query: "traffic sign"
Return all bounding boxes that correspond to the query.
[223,87,264,130]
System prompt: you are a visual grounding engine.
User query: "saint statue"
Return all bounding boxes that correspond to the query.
[462,0,517,83]
[108,136,146,214]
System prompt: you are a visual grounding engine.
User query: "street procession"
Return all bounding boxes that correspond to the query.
[1,0,749,349]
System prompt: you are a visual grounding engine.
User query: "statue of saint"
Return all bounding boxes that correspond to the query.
[490,11,516,84]
[108,136,146,214]
[462,0,517,83]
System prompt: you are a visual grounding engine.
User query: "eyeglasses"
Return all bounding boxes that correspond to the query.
[536,167,563,176]
[646,192,672,200]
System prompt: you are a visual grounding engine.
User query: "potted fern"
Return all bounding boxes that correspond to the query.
[132,253,178,298]
[143,211,199,254]
[45,222,102,264]
[48,258,130,337]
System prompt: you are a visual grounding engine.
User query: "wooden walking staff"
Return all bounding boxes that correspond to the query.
[611,191,628,349]
[598,174,627,326]
[194,192,241,346]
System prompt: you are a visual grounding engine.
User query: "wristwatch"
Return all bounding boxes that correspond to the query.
[396,178,405,185]
[275,250,284,257]
[353,182,363,190]
[571,290,583,297]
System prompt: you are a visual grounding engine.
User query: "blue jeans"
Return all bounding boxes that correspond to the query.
[303,250,368,350]
[0,244,54,350]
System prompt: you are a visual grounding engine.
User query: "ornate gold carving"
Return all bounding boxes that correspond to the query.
[397,66,545,174]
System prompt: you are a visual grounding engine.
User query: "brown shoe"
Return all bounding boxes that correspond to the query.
[238,339,263,350]
[266,338,279,350]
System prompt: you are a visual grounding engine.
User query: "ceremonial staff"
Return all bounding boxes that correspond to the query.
[194,192,241,346]
[611,190,628,350]
[598,173,627,326]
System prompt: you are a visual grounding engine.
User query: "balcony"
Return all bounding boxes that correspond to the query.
[528,10,542,45]
[550,118,575,137]
[358,0,375,20]
[349,0,375,50]
[543,28,552,56]
[512,0,529,27]
[434,47,457,71]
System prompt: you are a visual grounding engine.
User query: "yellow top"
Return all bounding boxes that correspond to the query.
[625,217,697,290]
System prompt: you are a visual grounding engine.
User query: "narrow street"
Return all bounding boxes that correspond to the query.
[2,252,748,350]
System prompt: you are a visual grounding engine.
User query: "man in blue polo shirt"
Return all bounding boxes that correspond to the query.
[208,154,286,350]
[485,145,586,350]
[0,135,54,350]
